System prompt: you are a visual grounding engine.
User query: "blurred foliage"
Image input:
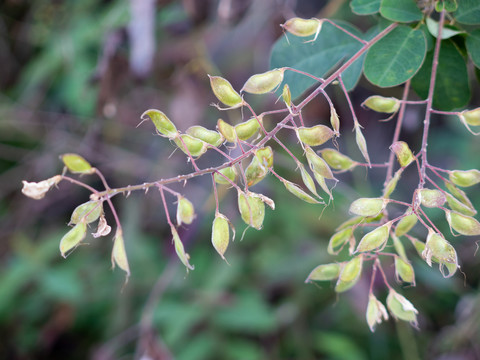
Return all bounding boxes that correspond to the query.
[1,0,480,359]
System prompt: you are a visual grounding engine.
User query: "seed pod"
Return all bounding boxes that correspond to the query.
[445,193,477,216]
[21,175,62,200]
[449,169,480,187]
[392,233,407,260]
[395,211,418,237]
[297,125,334,147]
[320,148,356,171]
[445,210,480,236]
[211,213,231,261]
[366,293,389,332]
[255,146,274,168]
[410,236,425,258]
[241,68,285,94]
[328,227,354,255]
[281,179,322,204]
[70,200,103,225]
[208,75,243,108]
[390,141,415,167]
[356,222,391,253]
[176,196,195,226]
[386,289,418,326]
[141,109,178,138]
[245,156,268,187]
[234,117,261,141]
[298,163,318,196]
[335,254,363,293]
[174,134,208,158]
[282,84,292,108]
[383,168,403,198]
[460,108,480,126]
[186,126,224,147]
[61,153,95,174]
[217,119,237,143]
[281,17,323,40]
[418,189,446,208]
[355,125,370,165]
[92,215,111,238]
[445,181,475,210]
[362,96,400,114]
[312,172,334,200]
[422,229,458,277]
[349,197,386,217]
[330,106,340,135]
[59,222,87,258]
[305,263,342,282]
[214,166,237,185]
[238,191,265,230]
[171,226,194,271]
[111,229,130,277]
[305,147,335,179]
[395,257,415,284]
[336,213,384,231]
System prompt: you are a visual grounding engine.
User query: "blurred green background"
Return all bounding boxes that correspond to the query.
[1,0,480,359]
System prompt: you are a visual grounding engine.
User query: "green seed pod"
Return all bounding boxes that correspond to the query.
[208,75,243,108]
[214,166,238,185]
[255,146,274,168]
[336,213,384,231]
[186,126,224,147]
[362,96,400,114]
[59,222,87,258]
[305,147,335,179]
[394,257,415,284]
[395,212,418,237]
[335,254,363,293]
[176,196,195,226]
[234,117,261,141]
[245,156,268,187]
[445,181,475,209]
[312,172,334,200]
[461,108,480,126]
[386,289,418,326]
[281,179,322,204]
[356,222,391,253]
[349,197,386,217]
[445,193,477,216]
[445,210,480,236]
[111,229,130,277]
[174,134,208,158]
[392,233,407,260]
[297,125,334,147]
[320,148,356,171]
[141,109,178,138]
[418,188,446,208]
[21,175,62,200]
[330,106,340,135]
[211,213,231,261]
[241,68,285,94]
[171,226,194,271]
[70,200,103,225]
[217,119,237,143]
[390,141,415,168]
[423,229,458,277]
[282,84,292,108]
[238,191,265,230]
[305,263,342,282]
[61,153,95,175]
[366,293,389,332]
[410,236,425,258]
[298,163,318,197]
[281,17,323,39]
[449,169,480,187]
[383,168,403,198]
[355,125,370,165]
[328,227,354,255]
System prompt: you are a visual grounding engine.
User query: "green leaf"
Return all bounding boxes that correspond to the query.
[454,0,480,25]
[380,0,423,23]
[411,40,470,111]
[426,17,463,39]
[466,29,480,68]
[364,26,426,87]
[350,0,381,15]
[270,21,364,99]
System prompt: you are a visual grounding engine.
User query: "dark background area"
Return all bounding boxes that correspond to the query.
[1,0,479,359]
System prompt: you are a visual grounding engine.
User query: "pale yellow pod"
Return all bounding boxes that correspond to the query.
[208,75,243,108]
[186,126,224,147]
[241,68,285,94]
[211,213,230,261]
[217,119,237,143]
[174,134,208,158]
[362,96,400,114]
[235,117,261,141]
[298,125,334,147]
[281,17,323,39]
